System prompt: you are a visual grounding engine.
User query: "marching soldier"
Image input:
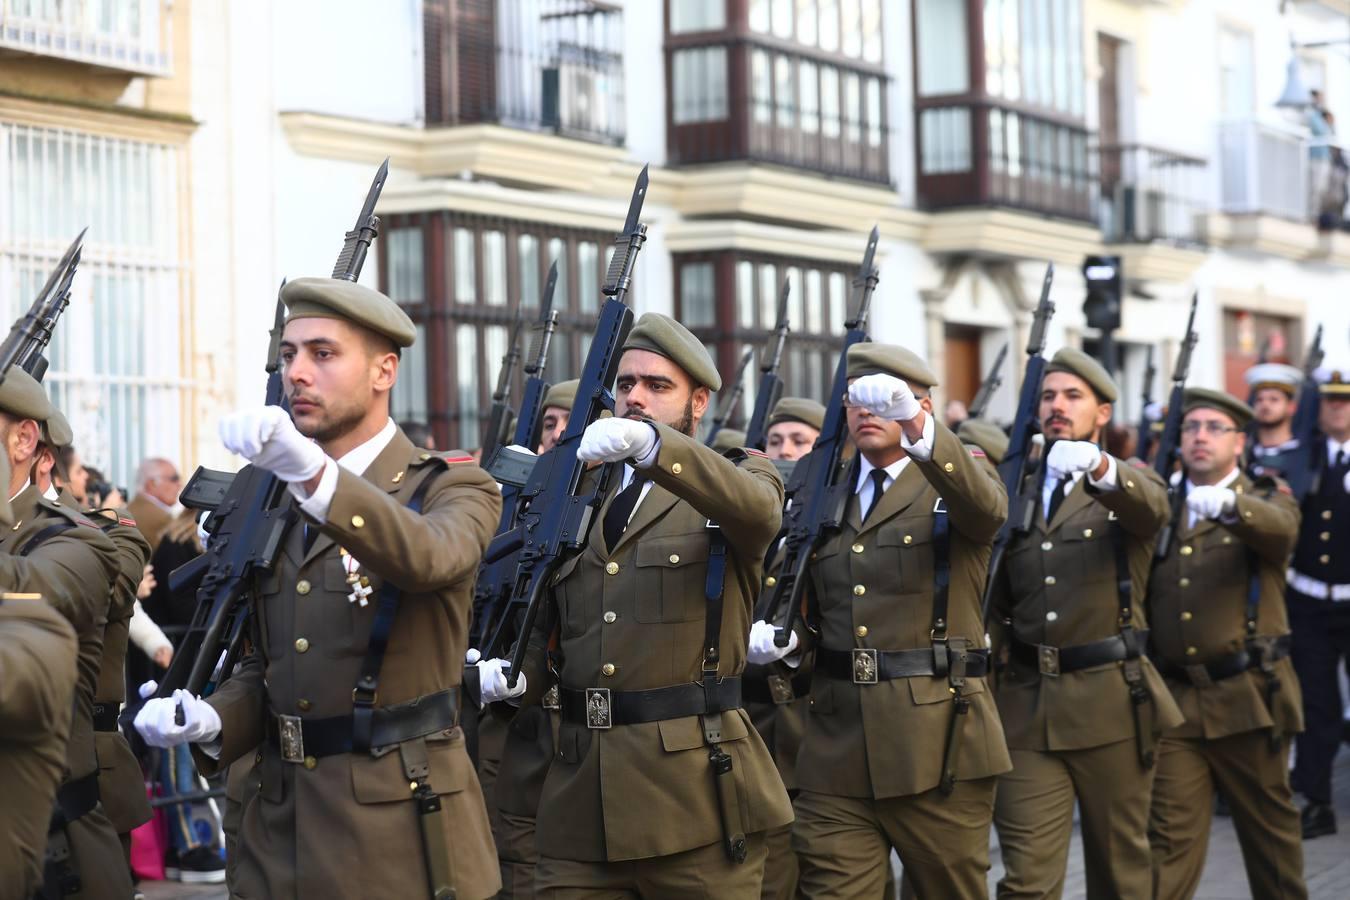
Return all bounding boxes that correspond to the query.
[538,379,578,453]
[479,313,793,897]
[752,345,1011,899]
[134,278,504,899]
[1146,389,1306,899]
[1288,363,1350,839]
[1243,363,1305,480]
[744,397,824,900]
[0,369,129,899]
[711,428,748,453]
[989,348,1182,900]
[957,419,1010,467]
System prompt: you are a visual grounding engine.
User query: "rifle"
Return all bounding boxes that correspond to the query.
[0,228,86,381]
[160,162,389,701]
[481,166,651,688]
[706,349,754,447]
[743,280,791,451]
[980,264,1056,624]
[1152,294,1200,559]
[759,227,880,646]
[472,263,560,656]
[967,343,1008,420]
[1281,324,1324,501]
[481,312,527,463]
[1137,344,1158,462]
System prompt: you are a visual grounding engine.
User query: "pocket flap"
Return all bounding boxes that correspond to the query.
[351,731,469,803]
[657,712,749,752]
[636,535,710,569]
[878,525,934,548]
[908,674,986,705]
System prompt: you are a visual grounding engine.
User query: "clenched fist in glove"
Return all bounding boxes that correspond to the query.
[847,374,922,422]
[477,657,527,704]
[1045,440,1104,480]
[219,406,326,483]
[577,417,658,464]
[1186,484,1236,521]
[746,620,799,665]
[134,689,222,748]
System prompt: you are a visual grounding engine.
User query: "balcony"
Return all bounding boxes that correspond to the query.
[424,0,624,146]
[0,0,170,76]
[1095,143,1208,245]
[1216,119,1317,222]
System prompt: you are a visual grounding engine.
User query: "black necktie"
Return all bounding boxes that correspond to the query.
[603,474,647,551]
[1047,474,1072,524]
[303,522,318,554]
[862,469,888,522]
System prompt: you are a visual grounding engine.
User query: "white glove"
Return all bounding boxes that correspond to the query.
[847,374,922,422]
[1144,401,1164,422]
[219,406,326,483]
[465,648,482,665]
[1045,441,1103,479]
[747,620,799,665]
[1187,485,1237,520]
[138,679,158,700]
[133,689,222,748]
[477,658,527,703]
[577,418,657,464]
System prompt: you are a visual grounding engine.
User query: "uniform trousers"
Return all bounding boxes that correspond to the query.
[994,739,1153,900]
[793,779,996,900]
[1148,729,1305,900]
[1287,589,1350,805]
[534,833,767,900]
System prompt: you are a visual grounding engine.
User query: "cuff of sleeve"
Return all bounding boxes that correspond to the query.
[288,458,338,523]
[1087,454,1119,491]
[900,412,936,462]
[631,426,662,470]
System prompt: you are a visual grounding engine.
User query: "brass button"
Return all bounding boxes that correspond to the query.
[350,515,365,529]
[601,663,616,676]
[671,463,683,475]
[903,535,913,545]
[765,576,777,587]
[1243,510,1253,519]
[296,579,312,595]
[1126,480,1135,488]
[855,625,868,638]
[1321,532,1332,542]
[1044,575,1056,586]
[605,561,620,575]
[1320,554,1331,565]
[1041,541,1053,551]
[1046,611,1058,622]
[420,453,431,461]
[852,543,864,554]
[254,752,262,765]
[295,638,310,653]
[297,698,312,711]
[1179,578,1191,588]
[1222,536,1232,545]
[603,611,616,623]
[1180,611,1193,622]
[1323,510,1333,521]
[1180,546,1193,557]
[1185,646,1198,657]
[1082,528,1094,539]
[943,462,955,473]
[668,554,680,564]
[304,756,317,769]
[853,584,866,596]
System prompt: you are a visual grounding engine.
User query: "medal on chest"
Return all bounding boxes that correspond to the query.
[340,547,373,607]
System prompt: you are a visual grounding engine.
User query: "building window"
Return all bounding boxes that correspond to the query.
[0,122,185,485]
[674,252,850,426]
[672,46,728,123]
[670,0,725,34]
[0,0,172,76]
[380,211,610,450]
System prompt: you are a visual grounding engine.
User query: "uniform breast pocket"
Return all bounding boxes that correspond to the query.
[552,554,587,638]
[254,571,291,662]
[315,556,369,658]
[878,519,935,594]
[634,534,712,623]
[1055,527,1108,586]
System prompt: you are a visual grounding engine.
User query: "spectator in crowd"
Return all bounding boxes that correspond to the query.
[128,458,182,553]
[945,399,970,430]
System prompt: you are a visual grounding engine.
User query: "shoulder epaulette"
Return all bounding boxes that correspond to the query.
[411,449,475,466]
[35,496,100,529]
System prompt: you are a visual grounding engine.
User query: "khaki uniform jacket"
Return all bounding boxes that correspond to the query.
[87,507,153,834]
[127,493,171,554]
[1147,472,1304,741]
[992,457,1184,751]
[794,422,1013,799]
[0,597,78,900]
[519,423,794,862]
[192,430,503,900]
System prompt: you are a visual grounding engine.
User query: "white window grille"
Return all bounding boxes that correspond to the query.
[0,122,186,486]
[0,0,170,76]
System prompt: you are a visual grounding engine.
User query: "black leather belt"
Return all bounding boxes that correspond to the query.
[742,668,813,705]
[559,678,742,730]
[265,689,459,763]
[50,771,100,831]
[817,646,990,683]
[91,702,120,733]
[1010,632,1149,676]
[1156,635,1292,687]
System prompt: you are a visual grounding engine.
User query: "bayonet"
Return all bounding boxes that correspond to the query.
[968,343,1008,419]
[332,158,389,282]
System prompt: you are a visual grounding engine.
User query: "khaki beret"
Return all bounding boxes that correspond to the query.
[621,313,721,391]
[0,368,55,422]
[282,277,416,348]
[1183,388,1252,429]
[958,418,1009,465]
[710,428,747,453]
[41,409,73,449]
[768,397,826,432]
[1244,363,1302,397]
[542,379,579,412]
[1315,365,1350,396]
[1045,347,1118,403]
[846,343,939,389]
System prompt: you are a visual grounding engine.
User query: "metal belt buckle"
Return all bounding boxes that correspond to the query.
[542,684,560,710]
[585,688,613,729]
[852,648,879,684]
[277,714,305,763]
[767,674,795,705]
[1038,644,1061,677]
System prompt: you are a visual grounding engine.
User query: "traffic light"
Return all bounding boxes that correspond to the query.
[1082,255,1122,331]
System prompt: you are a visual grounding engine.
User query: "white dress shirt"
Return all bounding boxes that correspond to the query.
[854,455,911,517]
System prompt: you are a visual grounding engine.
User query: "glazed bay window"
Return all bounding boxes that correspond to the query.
[675,252,850,434]
[380,212,611,450]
